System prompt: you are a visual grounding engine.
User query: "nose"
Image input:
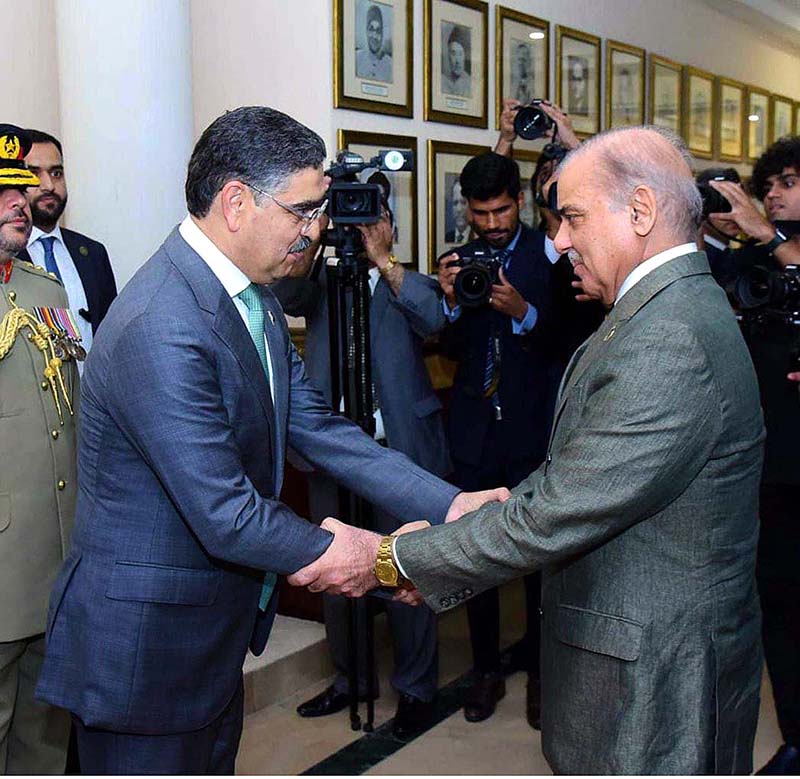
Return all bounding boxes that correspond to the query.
[486,212,499,229]
[37,171,53,192]
[553,218,571,254]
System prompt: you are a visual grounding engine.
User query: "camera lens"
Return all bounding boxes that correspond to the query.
[454,265,492,308]
[514,105,555,141]
[336,190,372,214]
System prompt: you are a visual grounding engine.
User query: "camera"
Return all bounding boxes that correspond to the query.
[735,264,800,311]
[696,168,740,219]
[450,249,503,308]
[513,100,554,141]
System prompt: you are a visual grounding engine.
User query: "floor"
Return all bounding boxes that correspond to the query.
[236,580,783,776]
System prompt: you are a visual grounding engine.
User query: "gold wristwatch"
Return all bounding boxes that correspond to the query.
[378,253,399,276]
[374,536,408,588]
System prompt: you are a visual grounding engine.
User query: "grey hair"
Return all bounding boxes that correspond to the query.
[562,125,703,241]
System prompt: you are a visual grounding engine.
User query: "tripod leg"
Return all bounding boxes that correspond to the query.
[346,597,361,731]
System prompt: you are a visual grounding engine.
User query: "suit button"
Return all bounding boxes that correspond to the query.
[51,430,59,440]
[41,381,49,391]
[546,454,553,464]
[7,290,15,301]
[57,480,66,491]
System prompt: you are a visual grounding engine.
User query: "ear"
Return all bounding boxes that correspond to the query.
[517,190,526,211]
[630,185,656,236]
[219,180,249,232]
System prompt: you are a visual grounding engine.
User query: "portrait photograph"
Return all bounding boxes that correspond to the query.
[771,94,794,143]
[513,150,540,230]
[747,87,770,163]
[495,7,549,129]
[338,129,419,264]
[424,0,488,127]
[334,0,412,117]
[555,26,600,137]
[606,40,645,129]
[717,77,745,163]
[428,139,490,269]
[649,54,683,134]
[684,66,715,159]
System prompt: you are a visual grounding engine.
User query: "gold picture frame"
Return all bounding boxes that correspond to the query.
[495,6,549,129]
[333,0,413,117]
[648,54,682,134]
[716,77,745,163]
[605,39,645,129]
[683,65,716,160]
[424,0,489,128]
[770,93,795,143]
[427,139,490,271]
[555,25,601,138]
[338,129,419,265]
[746,86,771,163]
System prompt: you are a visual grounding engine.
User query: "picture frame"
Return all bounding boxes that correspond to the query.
[770,93,795,143]
[746,86,771,163]
[683,66,715,160]
[495,6,549,129]
[605,39,645,129]
[716,77,745,163]
[512,148,541,230]
[333,0,413,117]
[337,129,419,264]
[649,54,682,134]
[424,0,489,128]
[428,139,490,271]
[796,102,800,141]
[555,25,601,137]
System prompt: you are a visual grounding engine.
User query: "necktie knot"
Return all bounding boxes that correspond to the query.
[237,283,263,313]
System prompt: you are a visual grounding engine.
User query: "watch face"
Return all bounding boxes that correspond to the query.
[375,561,397,586]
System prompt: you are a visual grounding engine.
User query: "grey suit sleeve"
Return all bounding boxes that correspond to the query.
[390,271,446,339]
[395,320,724,611]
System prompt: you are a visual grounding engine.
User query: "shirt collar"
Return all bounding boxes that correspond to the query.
[615,242,697,304]
[28,224,64,248]
[179,215,251,299]
[543,235,560,264]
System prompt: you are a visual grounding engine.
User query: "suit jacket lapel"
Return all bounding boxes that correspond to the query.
[261,286,289,494]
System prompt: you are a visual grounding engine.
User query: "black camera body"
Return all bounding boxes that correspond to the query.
[513,100,554,140]
[736,264,800,312]
[697,168,740,219]
[452,249,503,308]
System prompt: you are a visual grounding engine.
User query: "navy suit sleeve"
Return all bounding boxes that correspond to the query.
[391,271,446,339]
[104,313,333,574]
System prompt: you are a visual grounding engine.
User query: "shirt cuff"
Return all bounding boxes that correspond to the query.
[512,303,538,334]
[391,537,411,579]
[442,297,462,322]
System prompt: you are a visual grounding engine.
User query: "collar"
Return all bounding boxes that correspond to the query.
[543,235,560,264]
[179,215,251,299]
[703,234,728,252]
[615,242,697,304]
[28,224,64,248]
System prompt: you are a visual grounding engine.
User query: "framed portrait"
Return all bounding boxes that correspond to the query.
[716,77,745,163]
[683,66,715,159]
[605,40,645,129]
[771,94,795,143]
[512,149,541,229]
[428,139,490,270]
[495,6,549,128]
[424,0,488,128]
[796,102,800,141]
[338,129,419,264]
[648,54,682,134]
[555,26,601,137]
[333,0,413,117]
[746,87,770,163]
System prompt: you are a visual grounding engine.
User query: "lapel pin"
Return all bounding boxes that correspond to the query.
[79,246,89,256]
[267,310,275,325]
[603,325,617,342]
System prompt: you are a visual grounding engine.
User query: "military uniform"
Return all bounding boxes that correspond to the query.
[0,259,78,775]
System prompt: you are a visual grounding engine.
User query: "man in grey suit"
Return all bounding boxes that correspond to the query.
[292,126,766,774]
[35,106,506,775]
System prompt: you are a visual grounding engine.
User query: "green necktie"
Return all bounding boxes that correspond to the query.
[237,283,277,611]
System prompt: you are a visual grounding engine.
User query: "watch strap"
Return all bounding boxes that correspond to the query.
[764,229,788,255]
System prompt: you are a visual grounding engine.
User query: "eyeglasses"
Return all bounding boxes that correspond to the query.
[247,184,328,230]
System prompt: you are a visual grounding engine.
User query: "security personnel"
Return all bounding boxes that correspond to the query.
[0,125,79,775]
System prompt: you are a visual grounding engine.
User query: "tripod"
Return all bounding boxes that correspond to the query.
[325,225,378,732]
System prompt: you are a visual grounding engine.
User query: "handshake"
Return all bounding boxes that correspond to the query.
[287,487,511,606]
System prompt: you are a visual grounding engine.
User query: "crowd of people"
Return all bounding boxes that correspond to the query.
[0,92,798,775]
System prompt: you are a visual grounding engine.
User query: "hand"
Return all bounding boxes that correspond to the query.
[538,101,580,150]
[437,253,460,308]
[708,180,775,243]
[498,98,522,146]
[393,586,424,606]
[287,517,382,597]
[391,520,431,536]
[445,486,512,523]
[357,210,394,268]
[788,372,800,383]
[490,267,528,320]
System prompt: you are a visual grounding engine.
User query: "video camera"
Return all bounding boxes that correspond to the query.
[513,100,554,140]
[451,249,503,308]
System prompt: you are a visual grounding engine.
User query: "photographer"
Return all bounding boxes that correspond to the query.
[713,137,800,775]
[273,204,450,739]
[437,151,553,727]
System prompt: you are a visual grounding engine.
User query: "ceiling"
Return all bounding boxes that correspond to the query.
[700,0,800,51]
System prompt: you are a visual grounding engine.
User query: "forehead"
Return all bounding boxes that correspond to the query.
[557,154,593,201]
[468,191,516,211]
[768,167,800,180]
[26,141,63,165]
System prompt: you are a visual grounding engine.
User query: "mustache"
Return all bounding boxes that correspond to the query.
[567,249,583,267]
[0,210,29,227]
[288,235,313,254]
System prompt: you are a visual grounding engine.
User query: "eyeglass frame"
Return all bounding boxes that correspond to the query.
[246,183,328,231]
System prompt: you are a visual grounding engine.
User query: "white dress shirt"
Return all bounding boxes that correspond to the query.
[615,243,698,304]
[178,215,275,402]
[543,235,561,265]
[27,225,93,369]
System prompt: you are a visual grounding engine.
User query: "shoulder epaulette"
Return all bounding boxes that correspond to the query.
[16,260,62,284]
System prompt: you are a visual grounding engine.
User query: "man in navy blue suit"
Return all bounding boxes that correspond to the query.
[436,152,553,724]
[35,106,507,775]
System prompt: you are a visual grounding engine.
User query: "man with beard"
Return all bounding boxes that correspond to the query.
[20,131,116,363]
[0,125,80,774]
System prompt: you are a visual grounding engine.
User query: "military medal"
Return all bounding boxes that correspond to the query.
[31,306,86,361]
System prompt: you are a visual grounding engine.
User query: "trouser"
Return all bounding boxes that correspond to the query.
[451,417,544,676]
[0,633,70,775]
[757,483,800,745]
[309,474,438,701]
[74,677,244,775]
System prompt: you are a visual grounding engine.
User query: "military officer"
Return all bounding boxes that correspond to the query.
[0,125,79,775]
